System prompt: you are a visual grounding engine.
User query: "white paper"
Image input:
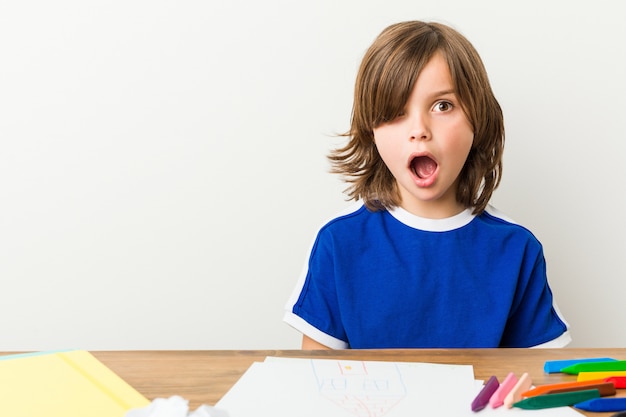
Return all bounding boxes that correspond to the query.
[216,357,585,417]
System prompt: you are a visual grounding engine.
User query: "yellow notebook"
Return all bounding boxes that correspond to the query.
[0,349,150,417]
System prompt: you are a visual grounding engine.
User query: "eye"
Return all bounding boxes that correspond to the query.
[433,101,453,112]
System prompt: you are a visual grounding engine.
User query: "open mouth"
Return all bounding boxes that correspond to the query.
[411,156,438,179]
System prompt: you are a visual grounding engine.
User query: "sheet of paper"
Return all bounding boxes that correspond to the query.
[216,357,585,417]
[217,358,474,416]
[269,356,476,415]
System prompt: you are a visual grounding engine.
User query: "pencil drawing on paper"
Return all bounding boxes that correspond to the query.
[311,360,407,417]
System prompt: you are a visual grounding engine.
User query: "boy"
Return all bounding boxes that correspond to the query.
[284,21,570,349]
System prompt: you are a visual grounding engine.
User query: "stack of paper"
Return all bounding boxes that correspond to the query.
[0,350,150,417]
[216,357,585,416]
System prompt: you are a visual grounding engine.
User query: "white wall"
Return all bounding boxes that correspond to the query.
[1,0,624,350]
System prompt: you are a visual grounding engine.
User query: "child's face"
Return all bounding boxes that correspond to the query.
[373,52,474,219]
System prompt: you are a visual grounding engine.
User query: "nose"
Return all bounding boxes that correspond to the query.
[408,113,430,141]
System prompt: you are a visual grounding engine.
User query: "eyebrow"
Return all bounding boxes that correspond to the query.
[422,89,457,103]
[431,89,456,97]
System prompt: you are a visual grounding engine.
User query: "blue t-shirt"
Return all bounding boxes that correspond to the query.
[284,203,569,349]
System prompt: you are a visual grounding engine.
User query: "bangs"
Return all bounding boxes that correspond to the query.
[356,24,440,130]
[370,53,426,127]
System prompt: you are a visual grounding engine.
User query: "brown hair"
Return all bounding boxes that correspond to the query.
[329,21,504,214]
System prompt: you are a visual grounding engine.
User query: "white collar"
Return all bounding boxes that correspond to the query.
[387,206,476,232]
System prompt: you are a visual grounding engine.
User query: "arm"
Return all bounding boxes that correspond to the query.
[302,335,332,350]
[501,242,570,347]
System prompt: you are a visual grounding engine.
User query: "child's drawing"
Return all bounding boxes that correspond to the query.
[311,360,407,417]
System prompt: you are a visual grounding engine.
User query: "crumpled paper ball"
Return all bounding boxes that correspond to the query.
[125,395,229,417]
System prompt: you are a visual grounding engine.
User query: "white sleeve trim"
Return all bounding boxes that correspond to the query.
[530,330,572,348]
[283,311,349,350]
[530,300,572,348]
[284,201,365,311]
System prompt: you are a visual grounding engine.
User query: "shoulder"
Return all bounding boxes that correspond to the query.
[481,205,536,233]
[309,202,393,250]
[482,205,518,224]
[325,201,369,222]
[479,205,544,249]
[317,201,377,231]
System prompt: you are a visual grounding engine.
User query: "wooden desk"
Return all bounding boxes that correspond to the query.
[86,348,626,416]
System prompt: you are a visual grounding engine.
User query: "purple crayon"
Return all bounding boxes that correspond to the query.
[471,375,499,412]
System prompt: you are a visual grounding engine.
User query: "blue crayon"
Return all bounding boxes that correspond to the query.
[543,357,617,373]
[574,397,626,413]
